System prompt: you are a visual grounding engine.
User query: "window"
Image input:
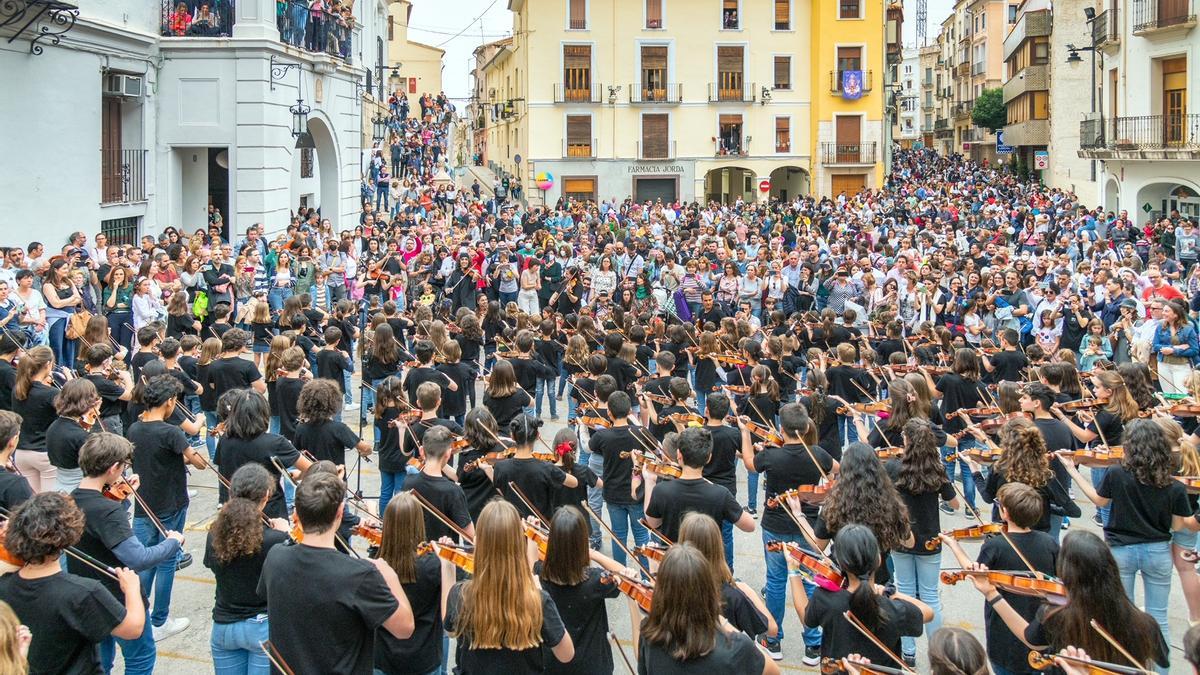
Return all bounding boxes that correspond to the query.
[722,0,739,29]
[563,177,597,202]
[839,0,860,19]
[568,0,586,29]
[718,114,743,154]
[646,0,663,28]
[980,13,985,28]
[774,0,790,29]
[642,114,670,158]
[641,46,668,99]
[563,45,592,101]
[566,115,592,156]
[925,67,932,81]
[387,15,394,41]
[773,56,791,89]
[101,217,140,247]
[775,117,790,152]
[1008,4,1018,23]
[835,46,862,91]
[300,148,313,177]
[716,46,745,100]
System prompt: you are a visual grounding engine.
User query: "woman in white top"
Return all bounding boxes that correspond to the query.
[178,255,206,303]
[267,250,295,313]
[590,256,617,298]
[738,265,764,319]
[517,260,541,315]
[12,270,46,344]
[131,276,165,330]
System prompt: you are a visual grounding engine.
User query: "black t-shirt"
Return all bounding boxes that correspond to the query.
[401,418,463,459]
[494,457,568,521]
[46,416,90,470]
[445,583,567,675]
[536,566,619,675]
[203,525,289,623]
[294,419,360,466]
[751,443,835,533]
[85,372,127,419]
[0,571,126,675]
[886,460,956,555]
[1085,410,1125,446]
[404,472,473,543]
[275,376,306,442]
[127,419,191,517]
[721,582,770,638]
[459,439,506,521]
[1026,604,1169,668]
[363,355,401,383]
[130,351,159,381]
[636,629,764,675]
[0,470,33,512]
[13,381,57,450]
[646,478,743,543]
[989,349,1029,383]
[215,433,300,519]
[977,530,1059,672]
[206,355,263,400]
[317,350,352,392]
[801,394,843,460]
[375,408,406,472]
[0,359,14,410]
[69,488,133,600]
[588,426,643,506]
[375,553,443,675]
[935,373,985,433]
[804,587,924,662]
[704,425,742,499]
[553,463,598,515]
[483,390,532,430]
[258,544,400,675]
[1098,465,1193,546]
[436,362,474,417]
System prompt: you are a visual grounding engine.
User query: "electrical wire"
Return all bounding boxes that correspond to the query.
[434,0,503,48]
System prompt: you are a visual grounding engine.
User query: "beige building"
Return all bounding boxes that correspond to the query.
[919,45,940,148]
[386,0,444,98]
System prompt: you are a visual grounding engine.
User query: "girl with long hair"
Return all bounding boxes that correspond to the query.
[561,334,590,424]
[204,463,289,675]
[165,292,200,341]
[792,523,931,666]
[970,529,1168,671]
[800,367,842,460]
[262,334,293,435]
[1057,419,1198,647]
[443,500,574,670]
[197,337,224,461]
[636,543,778,674]
[457,407,504,522]
[41,259,82,368]
[103,264,136,353]
[363,323,404,429]
[11,346,58,492]
[969,417,1079,533]
[677,513,777,641]
[483,360,532,429]
[373,375,410,513]
[1116,361,1157,410]
[887,419,959,664]
[739,364,779,514]
[812,443,914,560]
[375,492,445,675]
[248,301,274,370]
[1160,416,1200,625]
[1152,298,1198,394]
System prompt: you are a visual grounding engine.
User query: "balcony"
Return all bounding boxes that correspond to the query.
[161,0,233,37]
[821,142,878,165]
[971,61,986,77]
[934,118,949,130]
[564,138,597,158]
[1093,8,1121,47]
[1002,119,1050,146]
[953,102,973,119]
[1132,0,1197,33]
[708,82,756,103]
[629,82,682,104]
[827,70,873,95]
[1003,10,1052,59]
[713,137,748,156]
[1079,114,1200,158]
[101,149,147,204]
[554,83,603,104]
[637,140,677,160]
[160,1,356,63]
[1003,64,1049,103]
[957,62,970,77]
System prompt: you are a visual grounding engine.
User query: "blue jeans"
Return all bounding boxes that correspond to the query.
[535,378,557,417]
[606,501,648,567]
[720,520,735,572]
[108,310,134,357]
[942,442,976,511]
[584,452,604,549]
[557,365,570,398]
[499,290,518,307]
[269,415,279,435]
[1110,540,1172,670]
[1091,467,1111,524]
[100,608,155,675]
[376,185,389,211]
[211,614,270,675]
[379,470,407,514]
[267,286,293,314]
[747,470,760,510]
[185,395,202,447]
[343,370,353,405]
[133,508,187,627]
[892,551,941,658]
[205,411,220,461]
[287,2,307,45]
[838,415,859,446]
[762,528,821,648]
[47,316,77,369]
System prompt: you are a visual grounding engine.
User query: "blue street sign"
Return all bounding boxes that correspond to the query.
[996,130,1015,154]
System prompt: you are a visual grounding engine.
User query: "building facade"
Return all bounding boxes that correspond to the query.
[1079,0,1199,221]
[0,0,391,246]
[895,47,922,148]
[386,0,444,99]
[473,0,896,205]
[919,45,941,148]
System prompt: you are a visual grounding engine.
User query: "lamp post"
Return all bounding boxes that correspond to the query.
[291,98,315,150]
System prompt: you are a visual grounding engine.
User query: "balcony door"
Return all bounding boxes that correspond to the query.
[1163,57,1186,146]
[641,46,667,101]
[102,97,123,203]
[835,115,861,162]
[717,46,744,101]
[563,45,592,102]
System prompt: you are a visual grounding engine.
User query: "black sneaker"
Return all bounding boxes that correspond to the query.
[1092,513,1104,527]
[757,637,782,661]
[803,645,821,666]
[904,654,917,668]
[747,507,758,517]
[939,501,955,515]
[176,552,193,571]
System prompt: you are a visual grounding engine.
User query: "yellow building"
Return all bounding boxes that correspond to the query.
[475,0,895,204]
[386,0,445,98]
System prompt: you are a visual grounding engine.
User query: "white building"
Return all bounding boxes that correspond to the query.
[895,47,922,147]
[1079,0,1198,221]
[0,0,391,248]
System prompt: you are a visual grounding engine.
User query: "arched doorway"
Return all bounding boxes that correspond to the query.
[769,166,809,201]
[1103,178,1119,214]
[1136,181,1200,223]
[704,166,753,204]
[302,113,341,227]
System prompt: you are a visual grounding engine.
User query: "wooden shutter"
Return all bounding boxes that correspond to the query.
[774,56,790,89]
[837,46,862,70]
[774,0,790,29]
[835,116,861,145]
[646,0,662,27]
[718,46,744,72]
[569,0,586,28]
[101,97,122,203]
[566,115,592,156]
[642,114,669,158]
[641,46,667,99]
[564,45,592,100]
[717,46,744,99]
[563,177,596,200]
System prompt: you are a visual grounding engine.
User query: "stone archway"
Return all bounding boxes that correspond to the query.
[1136,181,1200,223]
[1103,178,1119,214]
[304,113,342,228]
[769,166,809,201]
[704,166,754,204]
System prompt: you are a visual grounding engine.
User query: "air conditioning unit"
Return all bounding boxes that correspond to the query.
[104,73,144,98]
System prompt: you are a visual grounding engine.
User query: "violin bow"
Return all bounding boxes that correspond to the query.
[411,489,475,545]
[268,456,363,558]
[948,478,1043,580]
[1089,620,1155,674]
[259,640,297,675]
[118,477,169,539]
[843,610,917,673]
[638,518,674,547]
[579,500,654,580]
[608,632,637,675]
[507,481,551,527]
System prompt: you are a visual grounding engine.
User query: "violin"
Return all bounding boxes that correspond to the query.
[600,571,654,613]
[953,411,1031,439]
[836,401,890,415]
[951,406,1002,419]
[450,435,470,451]
[1058,446,1124,467]
[1164,401,1200,417]
[0,541,23,568]
[352,522,382,546]
[766,483,833,507]
[765,540,844,588]
[632,543,669,563]
[926,523,1006,550]
[462,450,514,472]
[712,353,749,367]
[630,451,683,479]
[723,384,751,396]
[289,513,304,543]
[1055,398,1108,412]
[417,541,475,574]
[102,480,134,502]
[940,570,1067,604]
[875,446,904,460]
[392,409,424,425]
[1176,476,1200,494]
[523,522,548,558]
[578,415,612,429]
[820,657,907,675]
[640,391,673,407]
[742,420,784,447]
[1026,651,1144,674]
[956,447,1004,464]
[664,412,706,427]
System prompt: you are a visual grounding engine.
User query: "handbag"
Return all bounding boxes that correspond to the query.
[66,309,92,340]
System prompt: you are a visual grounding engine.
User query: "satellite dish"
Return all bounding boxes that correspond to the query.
[214,150,229,169]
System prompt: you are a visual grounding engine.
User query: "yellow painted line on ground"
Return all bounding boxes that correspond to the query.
[175,574,216,586]
[157,650,213,664]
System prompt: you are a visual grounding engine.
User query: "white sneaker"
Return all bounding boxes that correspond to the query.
[187,489,198,499]
[344,402,360,411]
[152,617,190,642]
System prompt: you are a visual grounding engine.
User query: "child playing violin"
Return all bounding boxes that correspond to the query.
[549,428,600,519]
[293,379,373,470]
[644,376,696,441]
[374,492,446,675]
[487,415,577,521]
[404,425,474,544]
[0,412,32,514]
[940,482,1058,675]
